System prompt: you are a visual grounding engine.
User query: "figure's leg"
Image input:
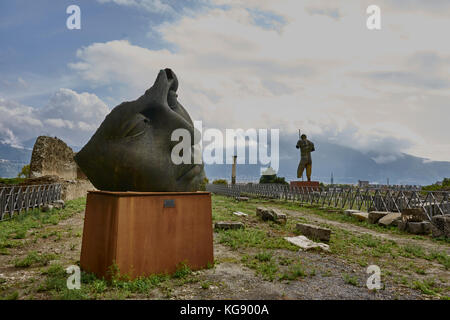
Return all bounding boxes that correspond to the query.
[306,163,312,181]
[297,162,306,179]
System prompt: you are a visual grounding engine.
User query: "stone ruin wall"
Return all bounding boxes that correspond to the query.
[30,136,78,179]
[29,136,94,201]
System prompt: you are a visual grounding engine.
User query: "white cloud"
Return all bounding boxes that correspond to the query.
[0,89,109,148]
[96,0,176,14]
[69,0,450,160]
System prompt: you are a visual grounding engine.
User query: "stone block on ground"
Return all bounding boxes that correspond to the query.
[402,208,427,222]
[378,212,401,226]
[214,221,244,231]
[233,211,248,217]
[431,214,450,238]
[406,221,431,235]
[256,207,287,224]
[351,211,369,222]
[284,236,330,252]
[270,208,287,224]
[235,197,249,201]
[296,223,331,242]
[368,211,388,224]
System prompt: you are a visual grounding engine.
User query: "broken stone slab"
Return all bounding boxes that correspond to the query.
[296,223,331,242]
[378,212,401,226]
[401,208,427,222]
[214,222,244,231]
[233,211,248,217]
[344,209,362,216]
[256,207,287,224]
[351,211,369,222]
[284,236,330,252]
[431,214,450,238]
[406,221,431,235]
[368,211,388,224]
[235,197,249,202]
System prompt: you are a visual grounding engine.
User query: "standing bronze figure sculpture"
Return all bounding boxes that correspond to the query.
[75,68,206,192]
[296,133,315,182]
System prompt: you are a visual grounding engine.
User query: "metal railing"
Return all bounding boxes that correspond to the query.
[0,184,62,221]
[206,183,449,220]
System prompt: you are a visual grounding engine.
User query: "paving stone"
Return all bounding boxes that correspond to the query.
[296,223,331,242]
[233,211,248,217]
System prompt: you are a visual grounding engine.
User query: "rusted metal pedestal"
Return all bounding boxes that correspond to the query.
[290,181,320,190]
[80,190,213,279]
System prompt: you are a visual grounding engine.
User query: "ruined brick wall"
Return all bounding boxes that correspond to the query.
[30,136,78,180]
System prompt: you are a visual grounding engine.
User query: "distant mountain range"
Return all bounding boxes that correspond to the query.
[204,134,450,186]
[1,135,449,185]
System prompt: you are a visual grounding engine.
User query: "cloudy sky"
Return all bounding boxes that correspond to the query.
[0,0,449,162]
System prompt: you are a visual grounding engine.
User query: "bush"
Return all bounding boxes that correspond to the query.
[213,179,228,185]
[17,164,30,178]
[422,178,450,191]
[259,174,288,185]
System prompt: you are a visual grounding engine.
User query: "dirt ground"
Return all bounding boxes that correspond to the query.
[0,196,448,300]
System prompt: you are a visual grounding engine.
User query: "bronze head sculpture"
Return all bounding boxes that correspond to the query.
[74,68,206,192]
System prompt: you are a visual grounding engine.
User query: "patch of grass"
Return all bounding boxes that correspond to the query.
[279,262,307,281]
[343,273,359,286]
[40,263,170,299]
[278,256,293,266]
[217,228,297,251]
[254,251,272,262]
[242,253,279,281]
[0,178,25,185]
[172,262,192,279]
[0,291,19,300]
[412,278,439,296]
[14,251,57,268]
[0,197,86,250]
